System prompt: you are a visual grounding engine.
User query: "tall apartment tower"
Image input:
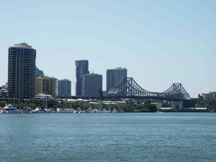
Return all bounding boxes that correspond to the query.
[83,73,102,97]
[58,79,71,97]
[106,67,127,93]
[35,75,58,99]
[75,60,89,96]
[35,66,44,78]
[8,43,36,99]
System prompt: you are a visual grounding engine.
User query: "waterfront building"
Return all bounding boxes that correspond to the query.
[0,87,8,97]
[35,93,54,100]
[83,73,102,97]
[35,66,44,78]
[35,75,58,99]
[58,79,71,97]
[8,43,36,99]
[106,67,127,93]
[202,91,216,100]
[75,60,89,96]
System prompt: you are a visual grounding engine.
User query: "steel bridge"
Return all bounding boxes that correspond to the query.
[106,77,191,101]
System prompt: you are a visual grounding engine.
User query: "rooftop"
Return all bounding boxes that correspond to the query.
[12,43,35,50]
[107,67,127,70]
[84,73,102,76]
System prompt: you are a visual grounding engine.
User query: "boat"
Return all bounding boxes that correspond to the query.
[0,107,3,113]
[71,109,77,113]
[112,108,117,113]
[56,108,65,113]
[32,107,43,113]
[76,108,83,113]
[93,108,99,113]
[101,109,107,113]
[3,104,20,114]
[85,107,93,113]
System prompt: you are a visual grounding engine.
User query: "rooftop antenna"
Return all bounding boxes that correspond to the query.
[92,69,94,74]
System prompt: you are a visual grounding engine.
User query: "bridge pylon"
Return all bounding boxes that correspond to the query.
[172,101,183,110]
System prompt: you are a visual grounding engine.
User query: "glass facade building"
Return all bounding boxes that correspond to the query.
[83,73,102,97]
[8,43,36,99]
[106,67,127,93]
[58,79,71,97]
[75,60,89,96]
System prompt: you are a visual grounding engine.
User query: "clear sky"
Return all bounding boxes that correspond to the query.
[0,0,216,97]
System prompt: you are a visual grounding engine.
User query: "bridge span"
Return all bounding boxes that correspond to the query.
[106,77,190,100]
[72,77,190,101]
[63,78,191,110]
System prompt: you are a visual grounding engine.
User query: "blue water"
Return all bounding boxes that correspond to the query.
[0,113,216,162]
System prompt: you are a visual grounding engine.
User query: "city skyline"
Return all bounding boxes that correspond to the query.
[1,1,216,98]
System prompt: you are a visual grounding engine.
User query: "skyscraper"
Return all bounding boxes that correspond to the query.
[8,43,36,99]
[58,79,71,97]
[83,73,102,97]
[75,60,89,96]
[106,67,127,93]
[35,75,58,99]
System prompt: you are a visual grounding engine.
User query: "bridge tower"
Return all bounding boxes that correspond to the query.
[172,101,183,110]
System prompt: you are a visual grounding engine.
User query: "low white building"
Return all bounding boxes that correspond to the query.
[35,93,54,100]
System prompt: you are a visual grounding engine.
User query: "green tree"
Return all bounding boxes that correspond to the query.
[162,102,171,107]
[0,101,7,107]
[144,103,157,112]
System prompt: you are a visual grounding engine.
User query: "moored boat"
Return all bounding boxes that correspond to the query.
[32,107,43,113]
[3,104,20,114]
[112,108,117,113]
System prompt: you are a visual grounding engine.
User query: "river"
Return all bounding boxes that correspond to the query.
[0,113,215,161]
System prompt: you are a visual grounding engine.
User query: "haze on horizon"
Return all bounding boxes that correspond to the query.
[0,0,216,98]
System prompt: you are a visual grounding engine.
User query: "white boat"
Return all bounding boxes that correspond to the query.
[3,104,20,114]
[93,108,99,113]
[76,108,83,113]
[71,109,77,113]
[32,107,43,113]
[86,107,93,113]
[56,108,65,113]
[112,108,117,113]
[101,109,107,113]
[0,107,3,113]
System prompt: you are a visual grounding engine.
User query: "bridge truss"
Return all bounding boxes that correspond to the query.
[106,77,191,100]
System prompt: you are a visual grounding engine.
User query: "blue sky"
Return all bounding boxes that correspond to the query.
[0,0,216,97]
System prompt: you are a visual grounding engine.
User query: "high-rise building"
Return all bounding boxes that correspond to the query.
[75,60,89,96]
[83,73,102,96]
[35,66,44,78]
[35,75,58,99]
[58,79,71,97]
[8,43,36,99]
[106,67,127,93]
